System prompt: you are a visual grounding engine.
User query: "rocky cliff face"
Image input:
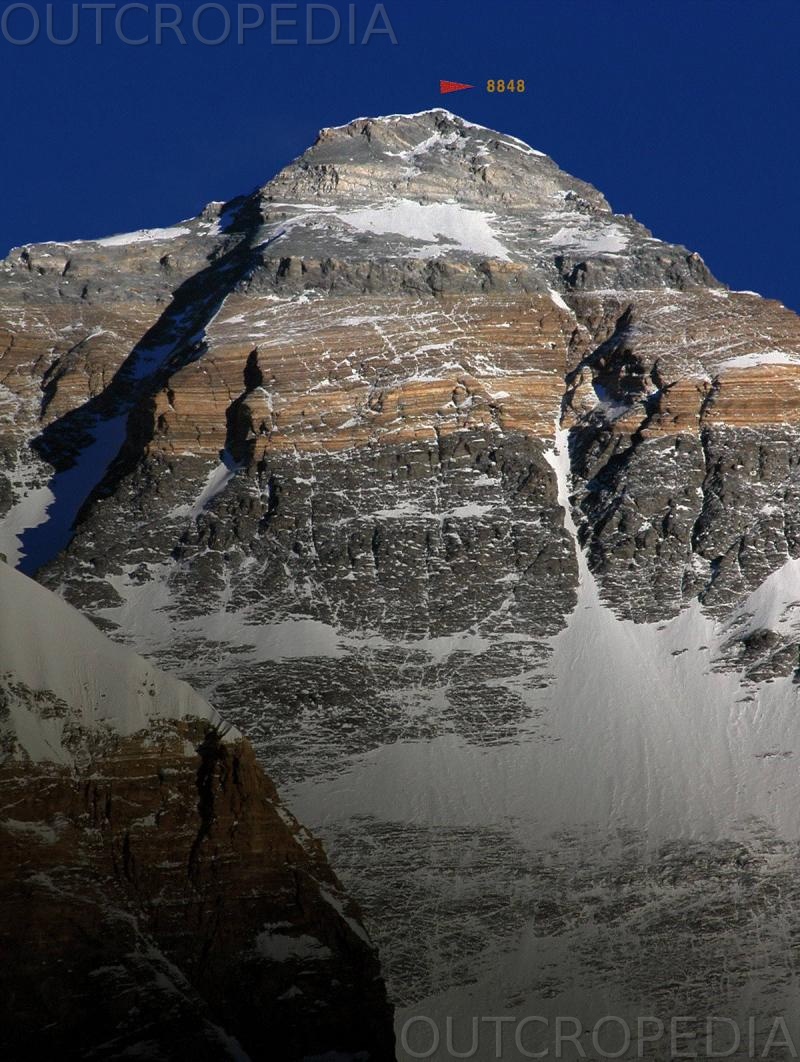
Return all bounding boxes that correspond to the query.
[0,562,394,1061]
[3,109,800,1057]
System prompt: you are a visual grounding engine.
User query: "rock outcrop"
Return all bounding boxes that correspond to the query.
[3,109,800,1055]
[0,561,394,1061]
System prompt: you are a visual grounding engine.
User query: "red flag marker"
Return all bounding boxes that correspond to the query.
[440,80,474,95]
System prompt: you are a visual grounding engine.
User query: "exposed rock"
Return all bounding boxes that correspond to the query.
[0,562,394,1061]
[3,109,800,1052]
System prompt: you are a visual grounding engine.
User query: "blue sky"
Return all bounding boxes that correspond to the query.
[1,0,798,309]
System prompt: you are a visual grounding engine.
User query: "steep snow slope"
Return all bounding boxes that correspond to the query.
[286,423,800,1058]
[0,559,228,763]
[291,423,800,838]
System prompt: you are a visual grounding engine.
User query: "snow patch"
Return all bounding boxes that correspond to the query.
[291,419,800,847]
[254,931,332,963]
[95,226,191,247]
[16,413,128,575]
[1,818,61,844]
[543,223,629,256]
[0,481,55,569]
[548,288,571,312]
[318,885,372,944]
[324,109,548,157]
[0,563,233,765]
[337,200,511,261]
[716,350,800,371]
[171,453,242,520]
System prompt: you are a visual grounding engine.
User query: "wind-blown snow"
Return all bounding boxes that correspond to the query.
[338,200,511,260]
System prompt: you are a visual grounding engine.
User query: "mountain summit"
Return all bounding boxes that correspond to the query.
[229,108,716,293]
[3,111,800,1053]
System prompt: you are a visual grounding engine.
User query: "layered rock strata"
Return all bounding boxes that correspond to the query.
[2,109,800,1056]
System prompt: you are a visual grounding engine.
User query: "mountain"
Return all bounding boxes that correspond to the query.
[0,561,394,1061]
[3,107,800,1057]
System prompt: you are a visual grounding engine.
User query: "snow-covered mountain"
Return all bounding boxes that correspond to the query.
[0,561,394,1060]
[0,552,227,763]
[2,108,800,1059]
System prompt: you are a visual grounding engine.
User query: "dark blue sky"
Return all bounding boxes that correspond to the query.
[1,0,798,309]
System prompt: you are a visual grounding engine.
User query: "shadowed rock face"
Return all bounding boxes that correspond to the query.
[4,109,800,1055]
[0,729,395,1062]
[0,563,395,1061]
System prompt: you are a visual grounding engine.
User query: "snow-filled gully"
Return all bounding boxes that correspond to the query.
[289,415,800,1059]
